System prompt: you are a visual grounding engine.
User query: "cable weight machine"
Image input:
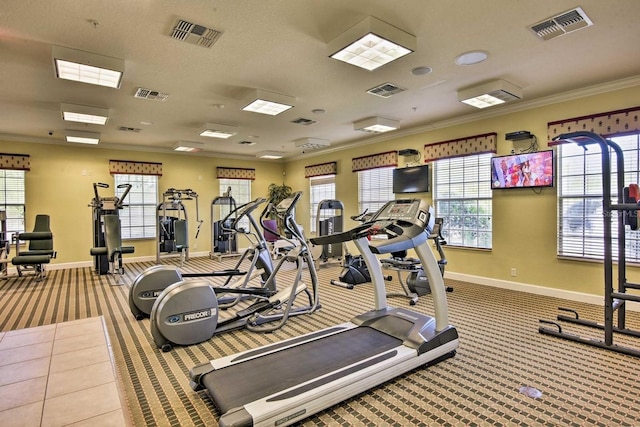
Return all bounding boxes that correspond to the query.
[210,186,238,260]
[89,182,133,275]
[157,188,202,266]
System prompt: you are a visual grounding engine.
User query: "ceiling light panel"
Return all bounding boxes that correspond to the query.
[458,80,522,109]
[65,130,101,144]
[60,103,109,125]
[328,16,416,71]
[256,151,284,159]
[173,141,204,152]
[52,45,124,88]
[241,89,295,116]
[199,123,238,139]
[353,117,399,133]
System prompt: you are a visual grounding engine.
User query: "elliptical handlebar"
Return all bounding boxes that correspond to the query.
[116,183,132,207]
[221,197,267,233]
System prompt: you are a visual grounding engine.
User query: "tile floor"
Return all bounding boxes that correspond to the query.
[0,316,130,426]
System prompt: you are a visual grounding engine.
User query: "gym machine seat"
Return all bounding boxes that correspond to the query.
[10,214,57,281]
[90,215,134,274]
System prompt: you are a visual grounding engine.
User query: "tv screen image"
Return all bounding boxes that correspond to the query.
[393,165,430,193]
[491,150,554,189]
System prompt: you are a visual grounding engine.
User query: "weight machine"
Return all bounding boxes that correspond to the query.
[89,183,134,275]
[539,131,640,358]
[316,199,344,264]
[157,188,202,265]
[210,187,238,260]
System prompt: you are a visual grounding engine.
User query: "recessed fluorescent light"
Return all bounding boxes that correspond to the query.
[52,45,124,88]
[241,89,295,116]
[458,80,522,109]
[256,151,284,159]
[60,103,109,125]
[173,141,204,152]
[199,123,238,139]
[328,16,416,71]
[65,130,101,144]
[353,117,399,133]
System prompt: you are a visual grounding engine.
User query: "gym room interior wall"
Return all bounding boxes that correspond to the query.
[0,140,286,265]
[284,83,640,297]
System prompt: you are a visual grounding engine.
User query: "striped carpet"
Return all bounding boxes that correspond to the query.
[1,256,639,426]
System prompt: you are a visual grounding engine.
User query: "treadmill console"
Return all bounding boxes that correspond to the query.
[371,199,432,232]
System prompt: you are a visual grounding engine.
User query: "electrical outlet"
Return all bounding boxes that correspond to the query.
[510,268,517,277]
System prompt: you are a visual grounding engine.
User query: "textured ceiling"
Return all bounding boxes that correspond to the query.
[1,0,639,160]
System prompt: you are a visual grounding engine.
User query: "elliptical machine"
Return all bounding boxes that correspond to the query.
[381,217,452,304]
[330,209,376,289]
[129,197,275,320]
[149,191,320,352]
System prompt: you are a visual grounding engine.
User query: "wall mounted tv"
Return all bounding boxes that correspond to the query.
[491,150,554,189]
[393,165,430,193]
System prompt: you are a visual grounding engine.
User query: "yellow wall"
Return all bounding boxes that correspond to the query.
[4,84,640,296]
[285,84,640,296]
[1,142,285,264]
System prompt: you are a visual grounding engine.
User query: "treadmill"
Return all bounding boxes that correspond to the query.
[190,198,459,427]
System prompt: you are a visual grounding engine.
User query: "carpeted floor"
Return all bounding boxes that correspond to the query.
[1,256,639,426]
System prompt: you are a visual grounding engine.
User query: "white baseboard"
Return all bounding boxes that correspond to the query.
[445,271,640,312]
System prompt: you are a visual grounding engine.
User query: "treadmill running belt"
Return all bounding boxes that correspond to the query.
[202,326,402,413]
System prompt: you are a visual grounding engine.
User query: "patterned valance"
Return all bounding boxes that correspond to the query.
[216,167,255,180]
[352,151,397,172]
[109,160,162,176]
[547,106,640,140]
[424,132,497,162]
[305,162,337,178]
[0,153,30,171]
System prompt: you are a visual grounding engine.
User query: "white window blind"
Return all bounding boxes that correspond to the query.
[0,170,26,237]
[218,178,251,228]
[358,167,394,216]
[558,132,640,261]
[309,175,336,233]
[114,174,158,239]
[434,153,492,249]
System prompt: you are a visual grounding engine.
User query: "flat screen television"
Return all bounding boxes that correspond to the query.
[491,150,554,189]
[393,165,430,193]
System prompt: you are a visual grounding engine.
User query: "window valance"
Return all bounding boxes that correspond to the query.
[216,167,256,180]
[352,151,397,172]
[424,132,497,162]
[547,105,640,140]
[109,160,163,176]
[305,162,337,178]
[0,153,30,170]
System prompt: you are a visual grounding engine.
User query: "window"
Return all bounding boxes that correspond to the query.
[309,175,336,233]
[358,167,394,216]
[558,132,640,261]
[434,153,492,249]
[0,170,26,237]
[218,178,251,227]
[114,174,158,239]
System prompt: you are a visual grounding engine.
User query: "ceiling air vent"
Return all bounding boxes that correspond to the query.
[366,82,406,98]
[530,7,593,41]
[169,18,223,48]
[134,88,169,101]
[238,140,256,146]
[118,126,142,133]
[291,117,318,126]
